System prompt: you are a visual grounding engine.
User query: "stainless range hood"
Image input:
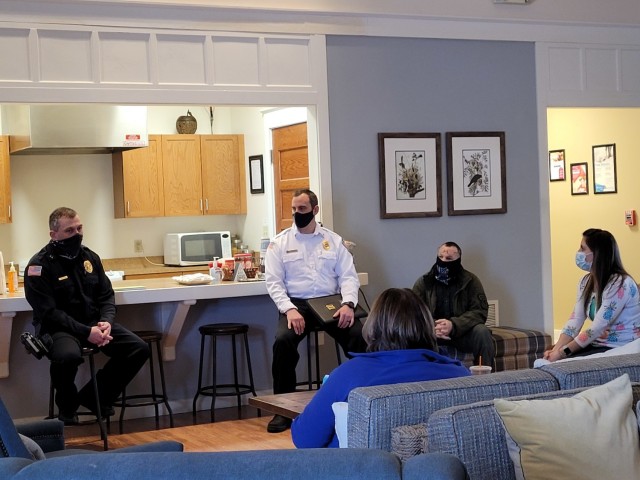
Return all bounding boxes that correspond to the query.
[3,104,148,155]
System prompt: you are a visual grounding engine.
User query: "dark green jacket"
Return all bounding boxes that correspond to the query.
[412,268,488,338]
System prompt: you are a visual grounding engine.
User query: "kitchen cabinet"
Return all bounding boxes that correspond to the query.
[162,134,246,216]
[201,134,246,215]
[112,134,246,218]
[161,134,203,216]
[113,135,165,218]
[0,136,11,224]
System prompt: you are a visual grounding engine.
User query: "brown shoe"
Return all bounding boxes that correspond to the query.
[267,414,292,433]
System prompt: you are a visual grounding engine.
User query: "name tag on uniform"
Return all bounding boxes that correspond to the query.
[58,276,68,281]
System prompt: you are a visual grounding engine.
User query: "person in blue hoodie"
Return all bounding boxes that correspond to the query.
[291,287,470,448]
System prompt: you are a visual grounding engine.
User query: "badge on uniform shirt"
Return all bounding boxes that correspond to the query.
[84,260,93,273]
[27,265,42,277]
[322,240,330,250]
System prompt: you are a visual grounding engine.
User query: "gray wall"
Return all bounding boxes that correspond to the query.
[326,36,541,330]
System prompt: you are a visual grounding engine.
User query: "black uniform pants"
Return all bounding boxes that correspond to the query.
[271,298,367,395]
[48,324,149,416]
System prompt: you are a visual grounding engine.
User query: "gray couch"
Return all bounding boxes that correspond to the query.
[347,353,640,478]
[2,399,467,480]
[4,448,467,480]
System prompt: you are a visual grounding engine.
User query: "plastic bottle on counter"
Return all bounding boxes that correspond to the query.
[7,262,18,293]
[209,257,222,284]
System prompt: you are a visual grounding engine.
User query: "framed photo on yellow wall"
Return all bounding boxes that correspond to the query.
[570,162,588,195]
[592,143,617,194]
[549,149,566,181]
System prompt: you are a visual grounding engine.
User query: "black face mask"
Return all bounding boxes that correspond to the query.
[293,211,315,229]
[51,234,83,260]
[434,257,462,285]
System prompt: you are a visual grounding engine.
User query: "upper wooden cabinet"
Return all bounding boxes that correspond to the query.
[201,135,246,215]
[0,136,12,224]
[112,134,246,218]
[162,134,203,216]
[113,135,164,218]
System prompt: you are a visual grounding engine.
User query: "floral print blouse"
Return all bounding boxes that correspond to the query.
[562,274,640,348]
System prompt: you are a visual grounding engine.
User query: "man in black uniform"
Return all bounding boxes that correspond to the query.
[24,207,149,425]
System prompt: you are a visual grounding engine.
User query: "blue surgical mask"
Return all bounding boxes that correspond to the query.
[575,251,592,271]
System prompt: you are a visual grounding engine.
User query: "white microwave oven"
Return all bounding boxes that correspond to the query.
[163,231,232,266]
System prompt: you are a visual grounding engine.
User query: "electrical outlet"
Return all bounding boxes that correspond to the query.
[134,239,143,253]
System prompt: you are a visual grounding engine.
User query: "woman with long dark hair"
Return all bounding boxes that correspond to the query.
[544,228,640,362]
[291,288,470,448]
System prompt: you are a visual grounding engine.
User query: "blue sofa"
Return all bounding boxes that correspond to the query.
[2,396,467,480]
[5,448,467,480]
[348,353,640,479]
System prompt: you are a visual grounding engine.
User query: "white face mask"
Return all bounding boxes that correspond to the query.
[575,251,592,271]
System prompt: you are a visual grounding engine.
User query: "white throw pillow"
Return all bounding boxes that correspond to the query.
[332,402,349,448]
[494,374,640,480]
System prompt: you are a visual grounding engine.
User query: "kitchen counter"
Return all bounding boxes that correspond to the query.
[101,256,209,279]
[0,272,369,379]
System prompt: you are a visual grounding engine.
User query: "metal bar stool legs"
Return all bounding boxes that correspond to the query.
[114,330,174,434]
[48,347,108,451]
[300,329,343,390]
[192,323,257,423]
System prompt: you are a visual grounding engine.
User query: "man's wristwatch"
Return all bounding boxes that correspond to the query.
[562,346,572,358]
[341,301,355,310]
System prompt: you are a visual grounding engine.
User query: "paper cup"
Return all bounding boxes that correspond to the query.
[469,365,492,375]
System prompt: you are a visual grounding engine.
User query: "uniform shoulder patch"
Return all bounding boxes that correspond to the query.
[27,265,42,277]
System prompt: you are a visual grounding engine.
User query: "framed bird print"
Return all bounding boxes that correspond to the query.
[378,132,442,218]
[446,131,507,216]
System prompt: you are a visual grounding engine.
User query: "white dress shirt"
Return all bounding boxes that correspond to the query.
[265,223,360,314]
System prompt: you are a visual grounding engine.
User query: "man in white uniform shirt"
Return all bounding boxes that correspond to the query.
[265,189,367,433]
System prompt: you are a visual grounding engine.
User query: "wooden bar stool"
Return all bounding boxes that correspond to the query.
[47,346,109,450]
[192,323,257,423]
[113,330,174,434]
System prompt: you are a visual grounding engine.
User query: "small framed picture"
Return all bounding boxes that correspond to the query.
[249,154,264,194]
[592,144,617,194]
[548,149,566,181]
[570,162,589,195]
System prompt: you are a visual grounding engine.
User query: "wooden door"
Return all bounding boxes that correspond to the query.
[113,135,164,218]
[161,135,203,216]
[0,136,10,224]
[201,135,247,215]
[272,122,309,232]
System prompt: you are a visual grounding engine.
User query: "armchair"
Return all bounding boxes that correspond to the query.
[1,395,182,464]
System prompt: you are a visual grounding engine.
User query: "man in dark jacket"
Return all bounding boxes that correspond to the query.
[412,241,495,368]
[24,207,149,425]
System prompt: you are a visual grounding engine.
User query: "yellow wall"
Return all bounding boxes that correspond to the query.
[548,108,640,333]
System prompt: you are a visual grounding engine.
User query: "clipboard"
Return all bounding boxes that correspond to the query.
[305,294,368,325]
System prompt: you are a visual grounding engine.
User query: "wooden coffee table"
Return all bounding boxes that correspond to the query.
[248,390,316,419]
